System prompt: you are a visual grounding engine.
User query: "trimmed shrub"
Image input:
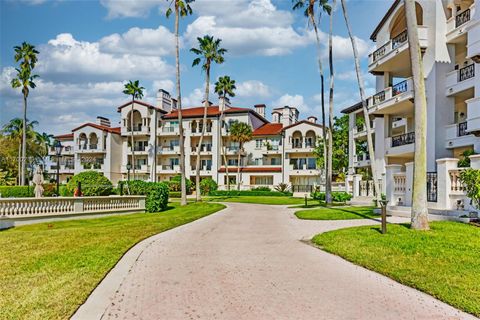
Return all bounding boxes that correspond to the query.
[251,186,271,192]
[209,190,292,197]
[169,191,181,198]
[0,186,34,198]
[66,171,113,196]
[125,180,169,212]
[167,175,193,194]
[310,191,353,203]
[200,178,218,195]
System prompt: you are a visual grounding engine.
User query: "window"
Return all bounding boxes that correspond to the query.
[271,158,281,165]
[250,176,273,185]
[253,158,263,165]
[228,159,238,166]
[255,139,263,149]
[307,158,316,170]
[224,175,236,185]
[201,159,212,170]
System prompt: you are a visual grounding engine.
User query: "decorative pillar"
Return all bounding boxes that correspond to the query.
[352,174,363,198]
[405,162,414,206]
[436,158,459,210]
[469,154,480,169]
[385,164,403,204]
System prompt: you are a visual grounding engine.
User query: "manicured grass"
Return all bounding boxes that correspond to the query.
[312,222,480,317]
[295,206,378,220]
[206,195,307,205]
[0,202,225,320]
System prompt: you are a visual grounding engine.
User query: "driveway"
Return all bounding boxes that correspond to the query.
[73,203,476,320]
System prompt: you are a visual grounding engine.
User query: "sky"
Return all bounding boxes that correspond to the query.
[0,0,392,135]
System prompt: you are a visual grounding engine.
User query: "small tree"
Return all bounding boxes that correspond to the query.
[229,121,253,190]
[459,169,480,210]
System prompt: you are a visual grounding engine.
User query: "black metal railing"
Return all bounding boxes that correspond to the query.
[392,80,408,96]
[89,144,98,149]
[458,121,468,137]
[458,64,475,82]
[427,172,438,202]
[391,132,415,147]
[292,185,313,193]
[132,146,146,152]
[456,8,470,28]
[372,45,387,62]
[391,30,408,50]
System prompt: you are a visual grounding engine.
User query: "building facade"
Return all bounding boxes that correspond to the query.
[344,0,479,211]
[49,89,324,191]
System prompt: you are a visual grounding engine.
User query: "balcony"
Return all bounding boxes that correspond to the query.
[160,126,179,136]
[158,145,180,155]
[82,163,104,171]
[191,127,213,136]
[445,122,475,149]
[262,144,281,155]
[121,125,150,136]
[289,163,320,175]
[353,121,375,139]
[368,27,428,76]
[445,63,475,96]
[76,144,105,153]
[385,132,415,157]
[446,5,475,43]
[368,78,414,115]
[190,166,213,175]
[121,164,150,173]
[128,146,149,154]
[353,154,370,168]
[191,145,213,154]
[467,97,480,134]
[157,165,180,174]
[285,142,316,153]
[225,146,241,155]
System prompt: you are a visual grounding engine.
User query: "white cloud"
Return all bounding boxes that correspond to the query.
[99,25,176,56]
[152,80,175,94]
[100,0,167,19]
[183,88,207,107]
[236,80,271,98]
[273,94,310,113]
[37,33,173,82]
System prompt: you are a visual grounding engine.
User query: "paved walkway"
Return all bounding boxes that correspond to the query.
[73,203,476,320]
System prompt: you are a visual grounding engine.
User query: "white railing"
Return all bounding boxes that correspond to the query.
[393,173,406,194]
[449,169,466,193]
[0,196,145,218]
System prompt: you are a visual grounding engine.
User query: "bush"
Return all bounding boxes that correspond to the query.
[167,175,192,194]
[66,171,113,196]
[311,191,352,203]
[169,191,181,198]
[459,169,480,210]
[200,178,218,195]
[274,183,290,193]
[251,186,271,191]
[0,186,34,198]
[209,190,292,197]
[125,180,169,212]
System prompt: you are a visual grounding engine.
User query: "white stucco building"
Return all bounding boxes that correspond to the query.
[344,0,479,212]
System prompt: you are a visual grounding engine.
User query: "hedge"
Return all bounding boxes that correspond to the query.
[169,191,181,198]
[166,175,192,194]
[124,180,169,212]
[0,186,34,198]
[66,171,113,196]
[200,178,218,195]
[310,191,353,203]
[209,190,292,197]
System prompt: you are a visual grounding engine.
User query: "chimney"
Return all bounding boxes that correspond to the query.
[272,111,281,123]
[254,104,266,118]
[97,116,111,127]
[156,89,175,112]
[219,97,231,112]
[307,116,318,124]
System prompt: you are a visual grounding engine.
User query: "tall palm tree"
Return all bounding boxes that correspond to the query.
[166,0,194,206]
[123,80,145,181]
[11,42,39,185]
[326,0,336,204]
[292,0,331,200]
[1,118,38,185]
[405,0,429,230]
[229,121,253,191]
[214,75,236,191]
[191,35,227,201]
[38,132,54,156]
[340,0,381,198]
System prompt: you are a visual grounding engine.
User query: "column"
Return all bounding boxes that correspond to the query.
[405,162,414,206]
[385,164,403,204]
[436,158,459,210]
[352,174,363,198]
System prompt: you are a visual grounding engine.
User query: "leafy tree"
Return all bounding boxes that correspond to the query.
[123,80,145,181]
[66,171,113,196]
[166,0,194,206]
[459,169,480,210]
[458,149,476,168]
[200,177,218,195]
[11,42,39,185]
[191,35,227,200]
[214,75,236,190]
[229,121,253,190]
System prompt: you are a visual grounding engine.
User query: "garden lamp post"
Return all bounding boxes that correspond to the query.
[379,199,389,234]
[126,163,132,181]
[54,140,63,195]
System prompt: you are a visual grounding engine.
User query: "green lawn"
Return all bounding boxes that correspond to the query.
[206,195,307,205]
[0,202,225,320]
[312,222,480,317]
[295,206,378,220]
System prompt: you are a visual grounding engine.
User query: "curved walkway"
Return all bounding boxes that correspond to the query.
[73,203,476,320]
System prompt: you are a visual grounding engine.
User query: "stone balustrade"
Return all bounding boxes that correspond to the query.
[0,196,146,219]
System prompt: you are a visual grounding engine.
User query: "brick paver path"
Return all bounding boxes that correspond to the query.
[73,203,476,320]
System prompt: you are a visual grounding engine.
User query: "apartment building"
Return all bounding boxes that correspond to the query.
[343,0,479,209]
[45,133,75,184]
[49,89,324,190]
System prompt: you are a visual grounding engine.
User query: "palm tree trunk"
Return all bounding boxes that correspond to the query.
[340,0,381,199]
[195,65,210,201]
[130,98,136,180]
[311,15,328,199]
[21,94,27,185]
[175,6,187,206]
[405,0,429,230]
[326,1,336,205]
[219,105,230,190]
[237,144,241,190]
[18,141,21,185]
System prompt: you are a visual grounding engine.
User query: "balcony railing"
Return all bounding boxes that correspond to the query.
[458,121,468,137]
[162,127,178,133]
[391,30,408,50]
[131,146,146,152]
[372,44,388,63]
[392,80,408,96]
[391,132,415,147]
[127,126,144,132]
[292,142,303,148]
[456,8,471,28]
[458,64,475,82]
[373,91,386,105]
[89,144,98,150]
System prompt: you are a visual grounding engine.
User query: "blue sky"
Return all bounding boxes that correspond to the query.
[0,0,392,135]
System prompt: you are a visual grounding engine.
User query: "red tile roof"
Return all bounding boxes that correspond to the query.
[218,167,281,173]
[117,100,167,113]
[54,133,74,140]
[252,123,283,136]
[162,106,261,119]
[71,123,121,134]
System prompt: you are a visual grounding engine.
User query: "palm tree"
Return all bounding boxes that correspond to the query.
[38,132,54,156]
[405,0,429,230]
[123,80,145,181]
[229,121,253,191]
[214,75,236,191]
[292,0,331,200]
[191,35,227,201]
[340,0,381,198]
[326,0,336,204]
[166,0,194,206]
[11,42,39,185]
[1,118,39,185]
